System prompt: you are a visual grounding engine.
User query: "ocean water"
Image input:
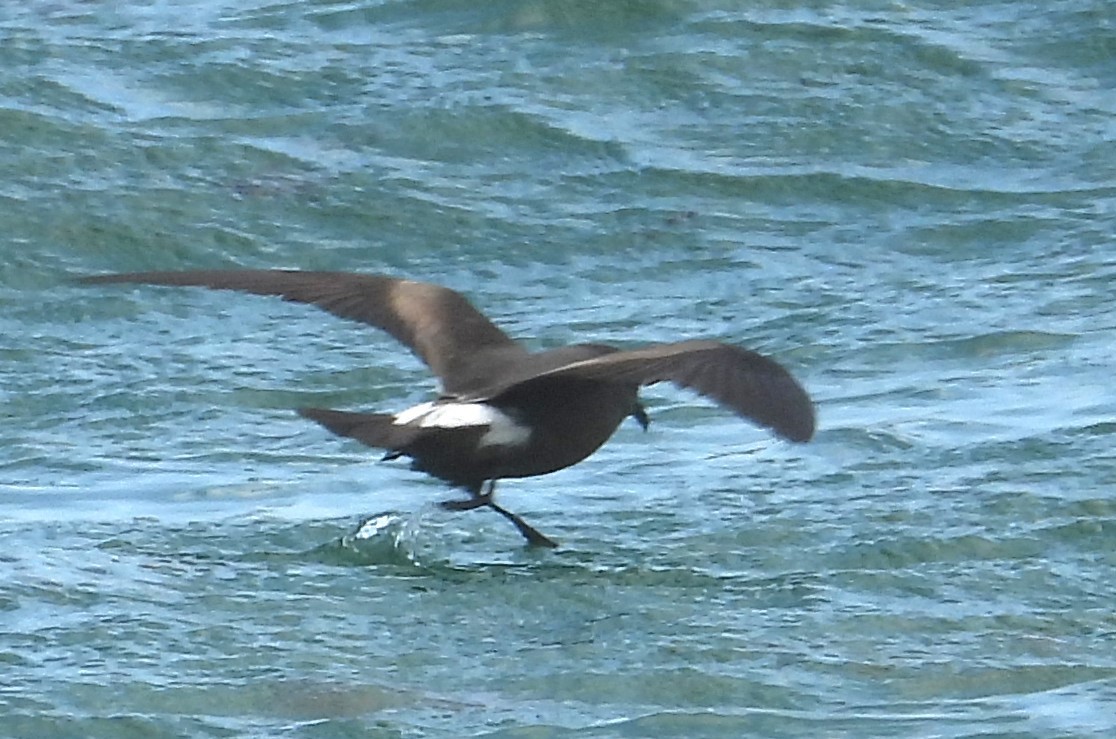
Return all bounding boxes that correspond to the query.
[2,0,1115,736]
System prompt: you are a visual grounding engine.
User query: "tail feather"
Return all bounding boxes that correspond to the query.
[299,406,491,490]
[297,407,416,452]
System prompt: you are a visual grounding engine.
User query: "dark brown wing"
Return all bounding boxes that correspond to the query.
[79,270,523,389]
[486,339,815,442]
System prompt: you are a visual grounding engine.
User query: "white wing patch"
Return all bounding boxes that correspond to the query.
[393,401,531,448]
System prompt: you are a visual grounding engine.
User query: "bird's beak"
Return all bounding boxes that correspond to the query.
[631,404,650,432]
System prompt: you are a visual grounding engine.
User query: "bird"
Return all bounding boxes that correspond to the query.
[79,270,815,547]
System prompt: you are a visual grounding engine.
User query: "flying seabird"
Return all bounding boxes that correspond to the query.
[80,270,815,547]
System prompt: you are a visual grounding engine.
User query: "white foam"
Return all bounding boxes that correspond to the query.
[393,401,531,448]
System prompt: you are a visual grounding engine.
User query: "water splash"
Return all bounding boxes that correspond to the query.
[312,512,427,568]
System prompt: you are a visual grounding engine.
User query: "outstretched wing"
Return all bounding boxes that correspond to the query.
[486,339,815,442]
[79,270,524,390]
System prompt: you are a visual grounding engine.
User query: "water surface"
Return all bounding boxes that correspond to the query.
[2,1,1115,736]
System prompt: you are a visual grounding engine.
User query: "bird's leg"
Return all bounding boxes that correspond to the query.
[481,481,559,548]
[486,499,559,548]
[438,481,493,511]
[439,481,559,548]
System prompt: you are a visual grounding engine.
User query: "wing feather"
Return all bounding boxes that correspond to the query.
[79,270,524,389]
[487,339,815,442]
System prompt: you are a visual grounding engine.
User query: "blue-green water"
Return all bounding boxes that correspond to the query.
[3,1,1115,736]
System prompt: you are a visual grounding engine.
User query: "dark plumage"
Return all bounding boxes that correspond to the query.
[80,270,815,547]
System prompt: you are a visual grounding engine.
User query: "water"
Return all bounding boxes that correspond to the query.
[3,0,1115,736]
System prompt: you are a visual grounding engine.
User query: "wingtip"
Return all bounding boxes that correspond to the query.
[74,273,116,285]
[296,407,327,421]
[75,271,172,286]
[777,389,816,443]
[760,372,816,443]
[782,411,816,443]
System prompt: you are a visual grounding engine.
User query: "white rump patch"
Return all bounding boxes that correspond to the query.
[393,401,531,448]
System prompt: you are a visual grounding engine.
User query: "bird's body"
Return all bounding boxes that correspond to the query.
[80,270,815,547]
[307,371,638,486]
